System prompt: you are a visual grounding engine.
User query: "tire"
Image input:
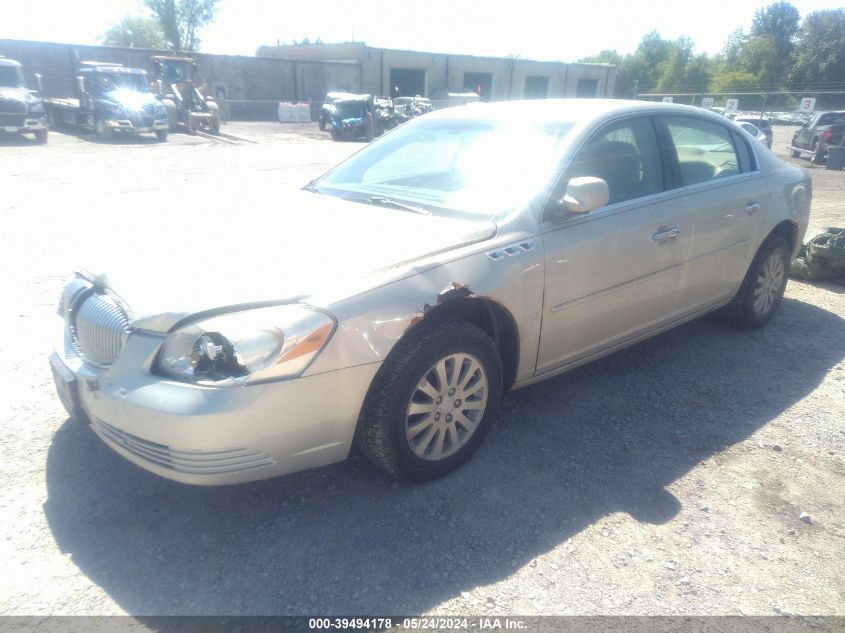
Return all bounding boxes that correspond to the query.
[355,318,503,482]
[207,102,221,134]
[715,235,790,329]
[161,99,179,132]
[95,119,113,141]
[155,129,168,142]
[330,128,339,141]
[364,113,374,142]
[790,136,800,158]
[319,116,326,131]
[34,128,48,143]
[811,139,824,164]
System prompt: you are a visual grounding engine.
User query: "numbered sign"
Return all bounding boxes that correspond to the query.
[799,98,816,113]
[725,99,739,111]
[662,96,673,103]
[701,97,714,109]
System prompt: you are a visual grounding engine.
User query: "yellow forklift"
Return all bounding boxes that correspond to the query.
[150,56,220,134]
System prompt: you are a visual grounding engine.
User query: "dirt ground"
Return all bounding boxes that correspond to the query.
[0,120,843,619]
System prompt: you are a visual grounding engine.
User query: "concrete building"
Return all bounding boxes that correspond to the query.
[0,38,616,121]
[257,42,616,102]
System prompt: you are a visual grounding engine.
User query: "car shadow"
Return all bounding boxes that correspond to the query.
[43,298,845,615]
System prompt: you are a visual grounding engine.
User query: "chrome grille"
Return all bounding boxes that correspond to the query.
[0,113,25,127]
[71,293,130,366]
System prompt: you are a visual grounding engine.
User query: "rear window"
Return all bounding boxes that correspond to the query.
[663,116,744,187]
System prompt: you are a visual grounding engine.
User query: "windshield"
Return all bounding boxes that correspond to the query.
[0,66,25,88]
[314,117,574,217]
[336,101,365,119]
[88,71,149,95]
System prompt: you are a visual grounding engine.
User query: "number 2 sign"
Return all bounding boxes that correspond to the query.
[800,98,816,113]
[725,99,739,111]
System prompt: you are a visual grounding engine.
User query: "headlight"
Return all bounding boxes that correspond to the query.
[157,305,335,386]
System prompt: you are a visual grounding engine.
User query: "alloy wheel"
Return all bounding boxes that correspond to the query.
[404,353,488,461]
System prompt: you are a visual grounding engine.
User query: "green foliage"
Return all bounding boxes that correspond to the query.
[99,16,166,49]
[142,0,220,51]
[791,9,845,88]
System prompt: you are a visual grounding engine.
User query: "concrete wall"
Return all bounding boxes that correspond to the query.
[259,43,616,100]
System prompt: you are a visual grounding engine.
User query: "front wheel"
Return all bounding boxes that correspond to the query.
[355,318,503,482]
[790,136,800,157]
[716,235,790,329]
[155,129,168,142]
[34,128,48,143]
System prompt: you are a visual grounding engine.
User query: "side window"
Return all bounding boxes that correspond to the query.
[731,131,756,173]
[663,116,741,186]
[553,117,663,212]
[819,113,834,126]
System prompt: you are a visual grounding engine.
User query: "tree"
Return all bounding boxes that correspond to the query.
[747,1,801,85]
[143,0,220,51]
[100,16,166,49]
[791,9,845,89]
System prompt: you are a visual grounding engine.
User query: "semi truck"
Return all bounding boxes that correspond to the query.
[0,56,48,143]
[43,61,169,141]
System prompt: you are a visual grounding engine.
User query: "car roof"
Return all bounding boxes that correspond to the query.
[0,57,22,68]
[427,99,730,126]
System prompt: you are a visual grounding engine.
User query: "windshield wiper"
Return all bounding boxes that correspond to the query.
[366,195,431,215]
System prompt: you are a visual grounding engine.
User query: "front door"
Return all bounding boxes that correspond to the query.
[537,115,689,374]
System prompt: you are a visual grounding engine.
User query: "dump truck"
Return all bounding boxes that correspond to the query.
[43,61,169,141]
[0,56,48,143]
[150,56,220,134]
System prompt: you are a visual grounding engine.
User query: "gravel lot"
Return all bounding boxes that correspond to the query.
[1,121,843,618]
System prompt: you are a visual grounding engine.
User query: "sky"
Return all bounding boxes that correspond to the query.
[1,0,843,61]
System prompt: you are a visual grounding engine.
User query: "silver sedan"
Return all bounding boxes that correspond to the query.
[51,100,811,484]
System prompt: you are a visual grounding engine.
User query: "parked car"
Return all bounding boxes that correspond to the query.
[0,56,48,143]
[734,120,769,147]
[733,116,773,148]
[327,94,377,141]
[789,110,845,163]
[318,91,356,131]
[50,100,811,485]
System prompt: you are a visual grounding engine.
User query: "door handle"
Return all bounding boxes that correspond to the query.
[652,226,680,243]
[744,201,761,214]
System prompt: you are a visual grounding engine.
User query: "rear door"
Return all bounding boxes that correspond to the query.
[657,115,767,314]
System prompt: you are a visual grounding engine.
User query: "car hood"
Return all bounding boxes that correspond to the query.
[0,86,27,103]
[102,89,162,111]
[77,190,496,332]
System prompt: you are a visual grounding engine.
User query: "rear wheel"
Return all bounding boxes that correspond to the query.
[95,119,113,141]
[34,128,48,143]
[811,139,824,164]
[155,129,168,141]
[355,318,503,482]
[716,235,790,329]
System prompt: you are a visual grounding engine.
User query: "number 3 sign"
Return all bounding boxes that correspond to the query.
[800,98,816,113]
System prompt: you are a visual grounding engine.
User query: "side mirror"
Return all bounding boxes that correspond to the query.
[34,73,43,93]
[561,177,609,213]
